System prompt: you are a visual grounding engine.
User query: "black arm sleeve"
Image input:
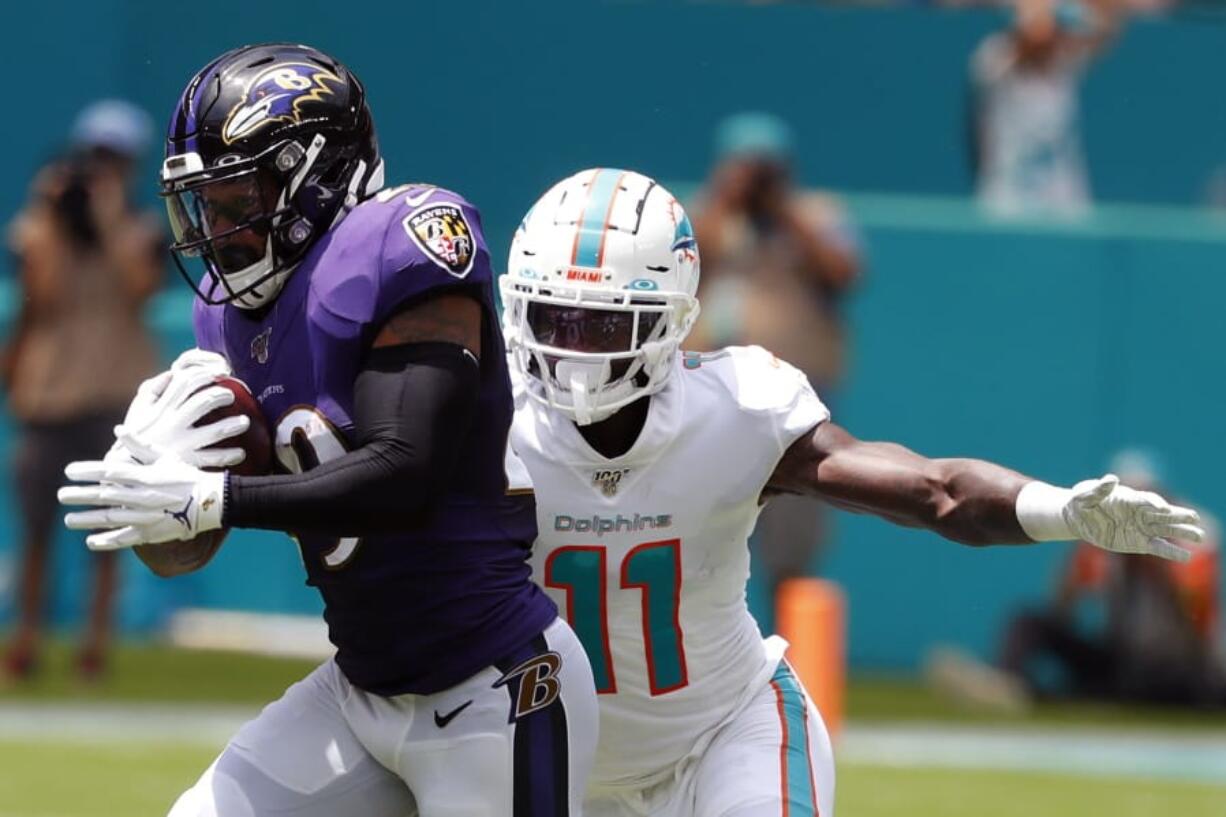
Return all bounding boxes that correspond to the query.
[223,342,480,536]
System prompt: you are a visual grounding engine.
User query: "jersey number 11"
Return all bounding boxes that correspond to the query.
[545,539,688,696]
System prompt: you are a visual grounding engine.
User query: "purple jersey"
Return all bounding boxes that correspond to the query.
[193,185,555,695]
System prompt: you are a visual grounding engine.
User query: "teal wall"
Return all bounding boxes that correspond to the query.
[2,2,1224,668]
[5,3,1226,241]
[819,196,1226,668]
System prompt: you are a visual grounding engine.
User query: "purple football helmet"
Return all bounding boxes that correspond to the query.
[161,43,384,308]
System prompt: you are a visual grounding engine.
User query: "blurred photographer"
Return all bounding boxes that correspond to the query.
[690,112,861,615]
[997,450,1224,707]
[2,100,163,682]
[930,449,1226,711]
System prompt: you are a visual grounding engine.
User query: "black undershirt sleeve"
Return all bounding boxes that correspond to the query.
[222,342,480,536]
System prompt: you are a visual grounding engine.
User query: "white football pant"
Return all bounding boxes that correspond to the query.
[167,618,597,816]
[585,661,834,817]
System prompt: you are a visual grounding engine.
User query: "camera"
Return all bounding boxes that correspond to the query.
[51,153,100,248]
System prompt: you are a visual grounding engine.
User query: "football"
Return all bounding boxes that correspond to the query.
[196,375,273,478]
[135,375,273,575]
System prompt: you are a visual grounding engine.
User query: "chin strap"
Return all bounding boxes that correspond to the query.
[556,359,612,426]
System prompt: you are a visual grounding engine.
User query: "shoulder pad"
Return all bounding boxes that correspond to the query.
[681,346,812,409]
[310,183,492,329]
[372,183,488,282]
[682,345,829,447]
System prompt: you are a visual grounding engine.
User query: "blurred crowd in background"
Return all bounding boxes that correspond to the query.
[1,0,1223,711]
[931,449,1225,711]
[3,101,163,682]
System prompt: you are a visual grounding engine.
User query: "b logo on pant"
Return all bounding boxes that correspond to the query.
[493,652,562,722]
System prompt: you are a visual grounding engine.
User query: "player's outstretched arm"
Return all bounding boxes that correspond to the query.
[769,421,1032,546]
[767,422,1203,560]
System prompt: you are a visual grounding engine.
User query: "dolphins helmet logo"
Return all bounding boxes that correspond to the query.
[670,206,698,263]
[222,62,343,145]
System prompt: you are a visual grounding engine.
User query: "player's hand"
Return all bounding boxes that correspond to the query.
[58,455,225,551]
[1064,474,1204,563]
[170,348,231,377]
[114,360,248,469]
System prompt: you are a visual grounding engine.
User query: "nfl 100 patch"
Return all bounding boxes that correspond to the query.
[403,203,476,278]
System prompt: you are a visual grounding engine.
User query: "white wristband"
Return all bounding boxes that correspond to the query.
[193,470,227,534]
[1015,481,1075,542]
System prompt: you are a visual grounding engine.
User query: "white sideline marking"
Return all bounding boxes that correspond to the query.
[839,722,1226,786]
[0,703,255,747]
[1,706,1224,787]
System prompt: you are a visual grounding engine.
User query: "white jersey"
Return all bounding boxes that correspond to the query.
[511,345,829,788]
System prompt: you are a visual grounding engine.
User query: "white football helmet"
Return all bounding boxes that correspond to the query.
[501,168,700,425]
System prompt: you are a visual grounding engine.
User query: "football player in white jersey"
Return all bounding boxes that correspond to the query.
[502,168,1203,817]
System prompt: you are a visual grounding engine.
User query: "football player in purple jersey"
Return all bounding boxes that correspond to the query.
[59,43,596,817]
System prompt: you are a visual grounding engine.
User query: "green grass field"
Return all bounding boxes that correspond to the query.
[0,740,216,817]
[2,743,1223,817]
[836,764,1226,817]
[0,641,316,705]
[1,642,1222,816]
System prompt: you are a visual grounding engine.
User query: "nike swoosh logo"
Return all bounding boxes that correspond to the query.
[404,188,436,208]
[433,699,473,728]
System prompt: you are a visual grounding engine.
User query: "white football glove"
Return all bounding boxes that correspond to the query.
[1016,474,1204,562]
[114,355,248,469]
[58,455,225,551]
[170,348,232,377]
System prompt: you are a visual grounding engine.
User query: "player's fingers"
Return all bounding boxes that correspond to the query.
[1149,523,1205,544]
[1073,474,1118,508]
[65,508,165,529]
[1135,491,1171,512]
[192,448,246,469]
[114,428,157,463]
[158,367,218,411]
[58,484,179,509]
[105,436,143,465]
[178,386,237,423]
[100,523,179,548]
[85,460,159,486]
[86,527,146,551]
[115,431,160,465]
[133,370,173,403]
[1141,505,1199,523]
[1140,507,1201,532]
[63,461,112,483]
[162,370,217,411]
[187,415,249,448]
[1145,537,1192,564]
[58,485,114,506]
[172,349,229,375]
[1163,505,1201,526]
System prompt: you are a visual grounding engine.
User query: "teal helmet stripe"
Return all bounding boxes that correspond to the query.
[571,168,626,268]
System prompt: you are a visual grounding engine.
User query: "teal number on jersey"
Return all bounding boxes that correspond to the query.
[545,547,615,693]
[545,539,688,696]
[622,539,688,694]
